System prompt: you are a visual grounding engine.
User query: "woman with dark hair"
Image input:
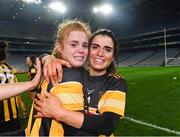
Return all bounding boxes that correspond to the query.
[34,29,127,136]
[26,55,37,100]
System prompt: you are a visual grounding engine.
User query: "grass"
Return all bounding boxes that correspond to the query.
[114,66,180,136]
[16,73,33,128]
[16,66,180,135]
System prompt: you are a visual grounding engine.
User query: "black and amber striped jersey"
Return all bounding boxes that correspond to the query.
[0,63,19,125]
[85,72,126,116]
[78,72,127,136]
[26,67,85,136]
[28,64,37,80]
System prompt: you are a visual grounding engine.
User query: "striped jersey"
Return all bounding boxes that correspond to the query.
[28,64,37,80]
[85,72,126,116]
[0,63,19,126]
[81,72,127,136]
[26,67,85,136]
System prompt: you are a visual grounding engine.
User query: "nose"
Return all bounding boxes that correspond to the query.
[97,48,104,56]
[78,45,85,53]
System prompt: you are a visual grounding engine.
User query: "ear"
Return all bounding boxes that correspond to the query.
[55,42,63,54]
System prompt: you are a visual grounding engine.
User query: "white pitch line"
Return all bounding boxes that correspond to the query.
[125,116,180,135]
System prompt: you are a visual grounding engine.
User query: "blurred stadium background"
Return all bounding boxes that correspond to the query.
[1,0,180,136]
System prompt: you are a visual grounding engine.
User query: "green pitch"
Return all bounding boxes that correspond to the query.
[16,66,180,136]
[115,66,180,136]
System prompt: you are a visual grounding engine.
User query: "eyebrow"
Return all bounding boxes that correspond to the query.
[105,46,113,49]
[91,43,99,46]
[68,40,88,45]
[91,43,113,49]
[68,40,79,43]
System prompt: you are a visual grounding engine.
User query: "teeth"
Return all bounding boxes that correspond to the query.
[75,56,83,60]
[94,58,103,63]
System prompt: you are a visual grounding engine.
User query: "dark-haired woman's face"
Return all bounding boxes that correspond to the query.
[26,57,32,66]
[89,35,114,74]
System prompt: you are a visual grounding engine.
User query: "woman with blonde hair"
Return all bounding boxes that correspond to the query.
[26,19,91,136]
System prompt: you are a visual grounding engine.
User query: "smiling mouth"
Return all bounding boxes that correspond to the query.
[94,58,104,63]
[74,56,85,61]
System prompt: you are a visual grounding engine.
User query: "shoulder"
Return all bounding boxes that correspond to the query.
[107,73,127,93]
[108,73,126,84]
[63,67,83,74]
[61,67,85,83]
[0,63,13,72]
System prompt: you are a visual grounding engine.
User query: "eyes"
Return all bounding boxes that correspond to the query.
[104,47,113,53]
[90,44,113,53]
[69,42,88,49]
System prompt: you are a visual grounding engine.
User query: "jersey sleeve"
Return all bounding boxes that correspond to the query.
[79,75,127,136]
[80,112,120,136]
[98,75,127,117]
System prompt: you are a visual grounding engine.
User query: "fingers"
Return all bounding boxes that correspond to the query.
[34,97,43,107]
[44,67,49,83]
[36,58,41,71]
[36,93,46,101]
[49,63,58,85]
[44,91,52,98]
[55,59,71,83]
[31,58,41,88]
[34,112,43,118]
[44,61,58,85]
[58,59,71,68]
[55,63,62,83]
[33,100,42,112]
[34,94,46,112]
[42,56,71,85]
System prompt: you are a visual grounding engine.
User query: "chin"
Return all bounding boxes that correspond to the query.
[72,63,83,68]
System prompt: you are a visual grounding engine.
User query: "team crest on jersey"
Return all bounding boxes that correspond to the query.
[87,88,95,103]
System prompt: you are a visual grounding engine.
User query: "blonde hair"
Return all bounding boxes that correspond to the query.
[53,19,91,58]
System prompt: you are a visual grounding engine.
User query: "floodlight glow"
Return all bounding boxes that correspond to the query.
[92,4,113,15]
[22,0,41,4]
[100,4,113,14]
[93,7,99,13]
[49,2,66,13]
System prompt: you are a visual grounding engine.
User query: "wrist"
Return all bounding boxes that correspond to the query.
[43,55,56,65]
[39,53,49,65]
[53,107,66,121]
[29,80,36,90]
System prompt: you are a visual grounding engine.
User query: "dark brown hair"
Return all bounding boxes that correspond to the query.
[88,29,118,74]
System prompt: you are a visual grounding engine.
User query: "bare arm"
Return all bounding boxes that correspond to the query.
[0,58,41,101]
[34,92,120,135]
[41,55,71,85]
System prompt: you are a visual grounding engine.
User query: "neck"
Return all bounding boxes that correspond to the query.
[90,67,106,76]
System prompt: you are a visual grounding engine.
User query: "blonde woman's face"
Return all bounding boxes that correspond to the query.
[56,30,88,67]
